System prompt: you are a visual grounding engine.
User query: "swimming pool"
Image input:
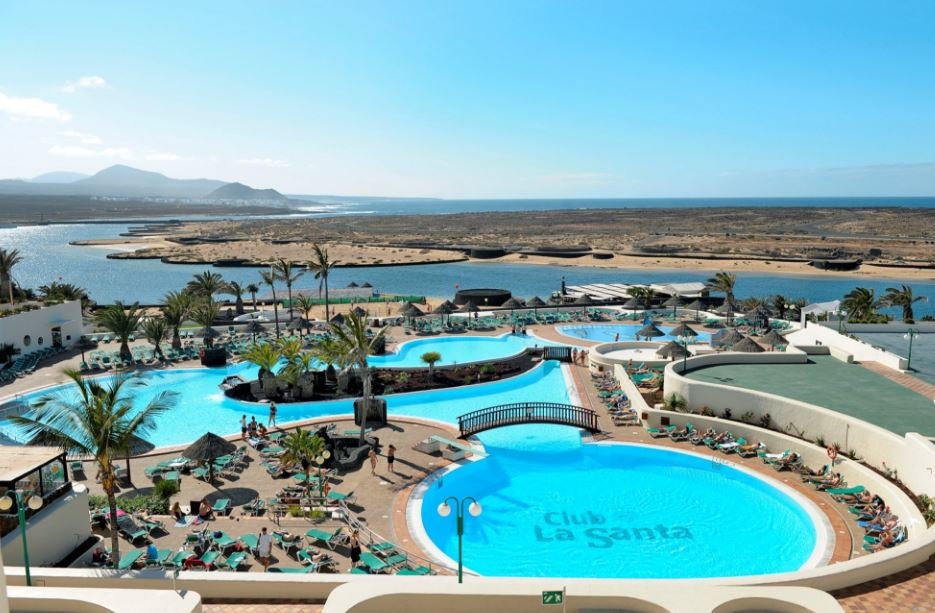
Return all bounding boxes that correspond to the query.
[2,360,572,448]
[558,324,712,344]
[414,442,822,578]
[369,334,560,368]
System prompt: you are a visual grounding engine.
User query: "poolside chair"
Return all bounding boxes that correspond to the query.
[826,485,865,498]
[357,551,390,573]
[305,526,347,550]
[239,533,259,553]
[297,548,336,570]
[211,498,232,516]
[241,497,265,516]
[326,489,355,504]
[647,425,676,438]
[223,551,249,571]
[211,531,238,552]
[135,515,166,535]
[268,566,317,574]
[116,549,146,570]
[115,516,149,544]
[669,423,693,442]
[165,550,197,570]
[194,549,222,570]
[718,437,745,454]
[273,531,303,555]
[146,548,172,568]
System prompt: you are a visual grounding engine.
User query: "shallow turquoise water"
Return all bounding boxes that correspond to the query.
[369,334,560,368]
[418,442,817,578]
[558,323,712,344]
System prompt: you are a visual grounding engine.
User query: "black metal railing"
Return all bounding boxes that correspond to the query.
[458,402,600,438]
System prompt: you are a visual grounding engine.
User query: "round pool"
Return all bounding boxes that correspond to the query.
[413,441,823,578]
[558,324,712,344]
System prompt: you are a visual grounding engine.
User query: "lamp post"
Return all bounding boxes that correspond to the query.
[904,328,919,371]
[437,496,482,583]
[0,491,44,586]
[677,334,692,374]
[314,450,331,497]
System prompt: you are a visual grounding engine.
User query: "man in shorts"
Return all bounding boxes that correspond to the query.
[257,526,273,571]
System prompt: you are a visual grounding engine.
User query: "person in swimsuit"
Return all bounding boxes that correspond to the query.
[387,444,396,474]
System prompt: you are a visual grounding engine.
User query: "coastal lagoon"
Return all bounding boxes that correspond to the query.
[2,222,934,318]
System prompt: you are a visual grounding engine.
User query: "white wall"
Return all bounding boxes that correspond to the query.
[0,301,83,356]
[1,485,91,567]
[786,323,907,370]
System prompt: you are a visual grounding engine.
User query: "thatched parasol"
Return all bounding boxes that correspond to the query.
[182,432,237,483]
[457,301,479,313]
[684,299,704,320]
[761,329,787,347]
[731,336,765,353]
[668,322,699,338]
[361,282,372,288]
[347,281,359,288]
[636,323,666,340]
[201,326,221,339]
[663,295,681,317]
[714,329,746,347]
[352,306,368,318]
[713,300,740,315]
[397,301,415,314]
[746,306,773,328]
[656,340,690,359]
[527,296,546,308]
[502,297,525,315]
[330,312,346,324]
[243,319,267,342]
[433,302,454,325]
[287,318,310,332]
[403,304,425,317]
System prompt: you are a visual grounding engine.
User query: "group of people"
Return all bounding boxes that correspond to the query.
[570,347,588,365]
[511,324,527,335]
[240,414,269,441]
[368,444,397,475]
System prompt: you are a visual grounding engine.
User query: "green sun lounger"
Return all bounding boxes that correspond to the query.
[384,553,408,567]
[350,566,369,574]
[117,549,145,570]
[211,498,231,515]
[166,550,196,569]
[239,534,259,550]
[327,490,353,503]
[198,550,222,569]
[370,541,396,553]
[269,566,316,574]
[212,531,237,551]
[224,551,248,571]
[146,548,172,567]
[305,527,346,549]
[827,485,865,496]
[358,551,390,573]
[647,425,675,438]
[192,466,210,481]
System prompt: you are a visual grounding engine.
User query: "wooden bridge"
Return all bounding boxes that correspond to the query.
[457,402,602,438]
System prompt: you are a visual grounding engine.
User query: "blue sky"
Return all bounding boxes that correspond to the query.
[1,1,934,198]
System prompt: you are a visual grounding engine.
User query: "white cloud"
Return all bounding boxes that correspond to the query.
[48,145,131,159]
[0,91,71,121]
[59,130,102,145]
[61,76,107,94]
[145,152,190,161]
[238,157,290,168]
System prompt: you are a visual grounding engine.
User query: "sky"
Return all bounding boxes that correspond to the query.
[1,1,934,198]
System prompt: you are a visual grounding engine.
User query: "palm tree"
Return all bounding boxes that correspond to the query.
[421,351,442,378]
[309,245,339,322]
[280,429,326,494]
[260,269,281,339]
[295,295,317,325]
[226,281,247,315]
[0,248,23,305]
[191,299,221,347]
[706,272,737,305]
[37,282,88,302]
[317,311,386,445]
[139,316,169,360]
[186,271,228,297]
[278,338,304,365]
[771,294,789,320]
[883,284,928,322]
[274,259,304,321]
[242,342,282,384]
[842,287,881,323]
[162,291,193,350]
[246,283,260,312]
[95,301,143,361]
[12,370,177,562]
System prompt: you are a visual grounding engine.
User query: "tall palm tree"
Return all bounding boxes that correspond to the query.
[842,287,880,323]
[274,259,304,321]
[94,301,143,361]
[139,316,169,360]
[246,283,260,312]
[12,370,177,562]
[242,342,282,384]
[280,429,326,494]
[771,294,789,320]
[186,271,228,297]
[162,291,193,350]
[226,281,247,315]
[278,338,304,365]
[706,272,737,305]
[883,284,928,322]
[260,269,281,338]
[191,299,221,347]
[0,248,24,305]
[317,311,386,444]
[295,295,317,325]
[309,245,339,321]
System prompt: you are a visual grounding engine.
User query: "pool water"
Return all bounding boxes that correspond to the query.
[369,334,560,368]
[417,442,819,578]
[558,324,712,344]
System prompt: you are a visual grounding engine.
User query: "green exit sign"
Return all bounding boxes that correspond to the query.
[542,590,564,605]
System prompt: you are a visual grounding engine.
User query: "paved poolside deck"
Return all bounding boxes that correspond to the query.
[686,355,935,436]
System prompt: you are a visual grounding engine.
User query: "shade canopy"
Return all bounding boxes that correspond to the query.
[433,302,455,315]
[456,301,479,313]
[201,326,221,339]
[745,306,773,321]
[623,297,640,309]
[403,304,425,317]
[397,301,416,314]
[714,329,746,347]
[669,323,699,338]
[663,295,682,307]
[761,329,787,346]
[330,313,346,324]
[731,337,765,353]
[182,432,237,463]
[501,297,525,310]
[636,323,666,338]
[713,301,740,315]
[527,296,547,307]
[123,434,156,457]
[361,282,373,288]
[656,341,690,359]
[286,318,310,330]
[347,281,359,288]
[352,306,368,317]
[685,299,704,311]
[243,320,267,334]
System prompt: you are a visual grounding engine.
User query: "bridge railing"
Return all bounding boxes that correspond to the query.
[458,402,600,437]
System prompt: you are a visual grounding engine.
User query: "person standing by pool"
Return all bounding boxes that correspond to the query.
[369,447,377,476]
[257,526,273,572]
[349,529,361,571]
[240,415,247,440]
[268,402,277,428]
[387,444,396,474]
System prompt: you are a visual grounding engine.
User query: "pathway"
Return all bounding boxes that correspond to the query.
[860,361,935,400]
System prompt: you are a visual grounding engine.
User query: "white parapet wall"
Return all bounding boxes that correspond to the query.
[786,322,907,370]
[0,301,83,356]
[1,485,91,567]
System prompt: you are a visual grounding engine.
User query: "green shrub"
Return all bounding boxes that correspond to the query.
[154,479,179,499]
[479,364,496,377]
[740,411,755,423]
[663,393,686,412]
[88,494,108,510]
[118,494,169,515]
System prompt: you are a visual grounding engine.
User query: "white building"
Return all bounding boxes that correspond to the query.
[0,301,83,356]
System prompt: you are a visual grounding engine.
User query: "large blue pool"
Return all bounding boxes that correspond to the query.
[416,440,820,578]
[369,334,558,368]
[558,323,712,344]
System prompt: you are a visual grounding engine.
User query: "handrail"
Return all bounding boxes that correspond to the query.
[458,402,601,438]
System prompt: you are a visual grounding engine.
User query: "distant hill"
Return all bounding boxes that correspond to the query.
[71,164,227,198]
[206,182,288,201]
[30,171,90,183]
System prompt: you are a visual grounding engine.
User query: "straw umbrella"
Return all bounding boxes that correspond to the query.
[668,322,699,339]
[403,304,425,329]
[663,295,681,318]
[121,435,155,484]
[183,432,237,484]
[685,299,704,321]
[397,301,415,314]
[502,297,525,318]
[746,306,773,330]
[347,281,359,288]
[761,329,787,349]
[200,325,221,348]
[287,318,309,337]
[636,323,666,341]
[433,301,454,325]
[714,329,746,348]
[656,340,690,359]
[352,306,368,318]
[527,296,546,314]
[330,312,346,325]
[361,282,372,288]
[243,320,267,343]
[456,301,479,314]
[731,336,765,353]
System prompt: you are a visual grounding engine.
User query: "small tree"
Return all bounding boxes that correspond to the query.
[246,283,260,312]
[139,316,169,360]
[162,291,193,350]
[421,351,442,377]
[95,301,144,361]
[226,282,247,315]
[281,429,326,494]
